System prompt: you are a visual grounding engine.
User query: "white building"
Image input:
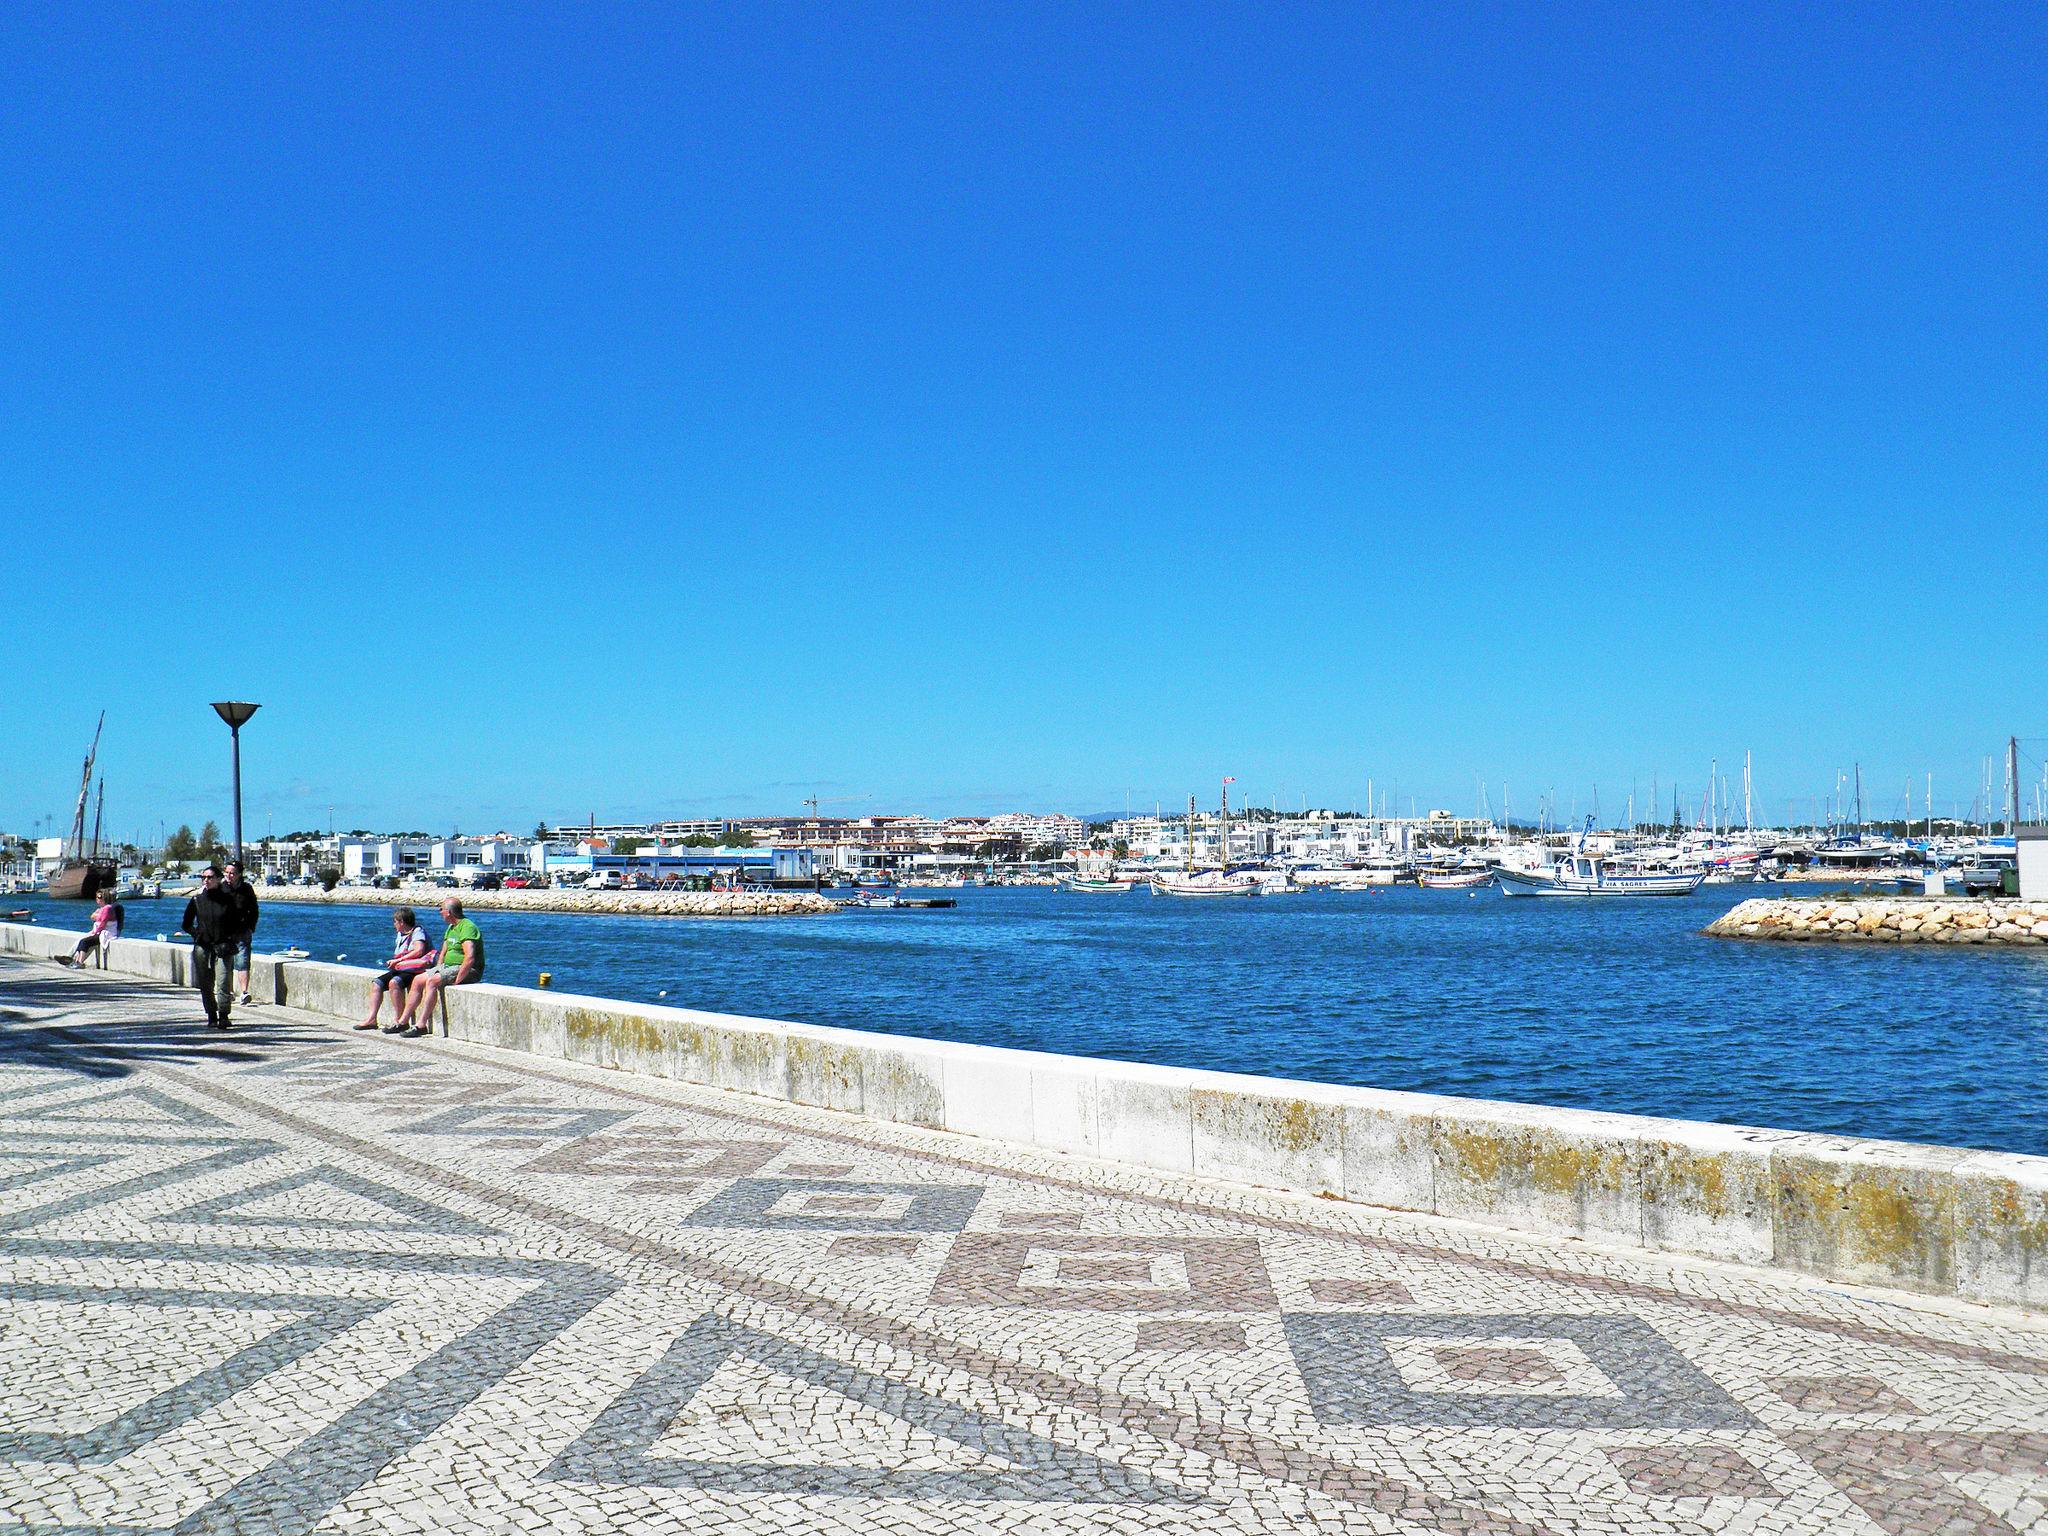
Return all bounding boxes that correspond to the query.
[979,813,1085,849]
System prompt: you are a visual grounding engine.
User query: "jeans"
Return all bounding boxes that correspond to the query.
[192,945,236,1022]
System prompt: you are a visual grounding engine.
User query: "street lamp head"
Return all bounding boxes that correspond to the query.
[211,701,261,729]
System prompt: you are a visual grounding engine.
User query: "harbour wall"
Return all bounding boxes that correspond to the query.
[1706,897,2048,944]
[229,885,836,918]
[6,920,2044,1314]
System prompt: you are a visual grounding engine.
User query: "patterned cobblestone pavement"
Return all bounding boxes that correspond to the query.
[4,956,2047,1534]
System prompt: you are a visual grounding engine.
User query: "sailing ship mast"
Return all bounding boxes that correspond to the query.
[1220,777,1234,874]
[67,713,104,862]
[1185,795,1197,875]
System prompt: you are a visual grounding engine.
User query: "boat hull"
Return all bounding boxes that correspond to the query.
[1419,870,1493,889]
[46,862,115,900]
[1495,866,1705,897]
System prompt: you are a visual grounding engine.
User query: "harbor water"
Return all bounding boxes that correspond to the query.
[15,885,2048,1157]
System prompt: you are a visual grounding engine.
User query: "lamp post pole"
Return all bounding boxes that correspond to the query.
[210,702,261,865]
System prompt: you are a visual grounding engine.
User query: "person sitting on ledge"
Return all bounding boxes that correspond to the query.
[358,906,433,1033]
[396,897,483,1037]
[63,889,123,968]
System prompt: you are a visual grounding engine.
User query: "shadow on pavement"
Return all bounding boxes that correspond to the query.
[0,965,310,1079]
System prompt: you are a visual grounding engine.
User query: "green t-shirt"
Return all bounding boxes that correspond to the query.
[440,918,483,976]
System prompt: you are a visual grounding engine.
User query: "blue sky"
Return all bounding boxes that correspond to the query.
[2,3,2043,839]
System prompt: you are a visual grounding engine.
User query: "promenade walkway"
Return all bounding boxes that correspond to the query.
[3,956,2046,1535]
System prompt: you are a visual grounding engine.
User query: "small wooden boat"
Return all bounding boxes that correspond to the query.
[1150,873,1261,897]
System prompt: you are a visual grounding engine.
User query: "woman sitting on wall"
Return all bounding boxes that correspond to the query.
[357,907,434,1032]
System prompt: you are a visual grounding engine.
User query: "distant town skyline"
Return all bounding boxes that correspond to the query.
[6,704,2041,852]
[3,7,2043,838]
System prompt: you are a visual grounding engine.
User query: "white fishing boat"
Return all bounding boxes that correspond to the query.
[1066,877,1136,893]
[1496,851,1705,898]
[1418,867,1493,889]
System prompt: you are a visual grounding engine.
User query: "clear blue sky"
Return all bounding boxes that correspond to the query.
[2,3,2043,840]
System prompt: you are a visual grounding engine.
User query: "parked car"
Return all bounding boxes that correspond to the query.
[472,872,503,891]
[502,873,542,889]
[587,871,624,891]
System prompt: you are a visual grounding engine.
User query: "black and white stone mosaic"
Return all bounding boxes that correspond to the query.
[4,956,2047,1534]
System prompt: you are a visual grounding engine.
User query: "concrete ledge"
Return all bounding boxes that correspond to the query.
[5,920,2042,1312]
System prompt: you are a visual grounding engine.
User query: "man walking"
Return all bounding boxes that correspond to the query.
[181,866,240,1029]
[223,859,261,1004]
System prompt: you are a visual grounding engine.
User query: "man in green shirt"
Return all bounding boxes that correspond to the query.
[398,897,485,1037]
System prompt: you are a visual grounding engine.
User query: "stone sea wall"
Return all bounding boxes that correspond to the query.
[250,884,837,918]
[5,919,2045,1314]
[1706,897,2048,945]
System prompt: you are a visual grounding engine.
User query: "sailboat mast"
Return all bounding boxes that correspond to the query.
[67,712,105,861]
[1186,795,1196,875]
[2011,735,2022,834]
[91,780,104,862]
[1220,777,1232,873]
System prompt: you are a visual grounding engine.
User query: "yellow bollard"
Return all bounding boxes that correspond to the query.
[538,971,552,988]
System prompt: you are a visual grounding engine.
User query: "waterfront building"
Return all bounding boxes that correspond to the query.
[981,812,1084,849]
[540,843,820,884]
[1109,809,1498,865]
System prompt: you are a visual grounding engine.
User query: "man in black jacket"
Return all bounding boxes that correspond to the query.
[182,866,241,1029]
[224,859,260,1005]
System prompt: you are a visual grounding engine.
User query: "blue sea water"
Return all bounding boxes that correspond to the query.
[17,886,2048,1156]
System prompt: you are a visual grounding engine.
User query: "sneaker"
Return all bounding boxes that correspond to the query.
[401,1026,430,1038]
[238,992,252,1006]
[381,1023,409,1034]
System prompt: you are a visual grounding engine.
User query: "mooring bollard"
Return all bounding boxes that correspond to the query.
[538,971,552,988]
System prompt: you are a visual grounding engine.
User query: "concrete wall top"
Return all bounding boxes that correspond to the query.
[5,920,2042,1314]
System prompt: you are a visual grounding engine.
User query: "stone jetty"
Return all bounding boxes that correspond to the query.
[1706,895,2048,944]
[256,884,837,918]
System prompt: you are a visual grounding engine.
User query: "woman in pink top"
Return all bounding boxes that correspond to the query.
[64,891,123,968]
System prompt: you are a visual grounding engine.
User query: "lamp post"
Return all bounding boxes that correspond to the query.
[210,702,261,865]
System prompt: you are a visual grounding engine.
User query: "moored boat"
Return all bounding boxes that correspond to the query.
[1150,876,1261,897]
[46,714,115,900]
[1496,853,1704,897]
[1419,867,1493,889]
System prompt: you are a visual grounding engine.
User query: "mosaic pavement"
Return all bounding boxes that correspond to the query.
[3,957,2047,1534]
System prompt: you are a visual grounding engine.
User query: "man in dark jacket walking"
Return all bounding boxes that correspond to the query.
[224,859,260,1005]
[182,866,241,1029]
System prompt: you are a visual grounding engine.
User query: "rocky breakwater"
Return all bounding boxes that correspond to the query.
[261,885,837,918]
[1706,896,2048,945]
